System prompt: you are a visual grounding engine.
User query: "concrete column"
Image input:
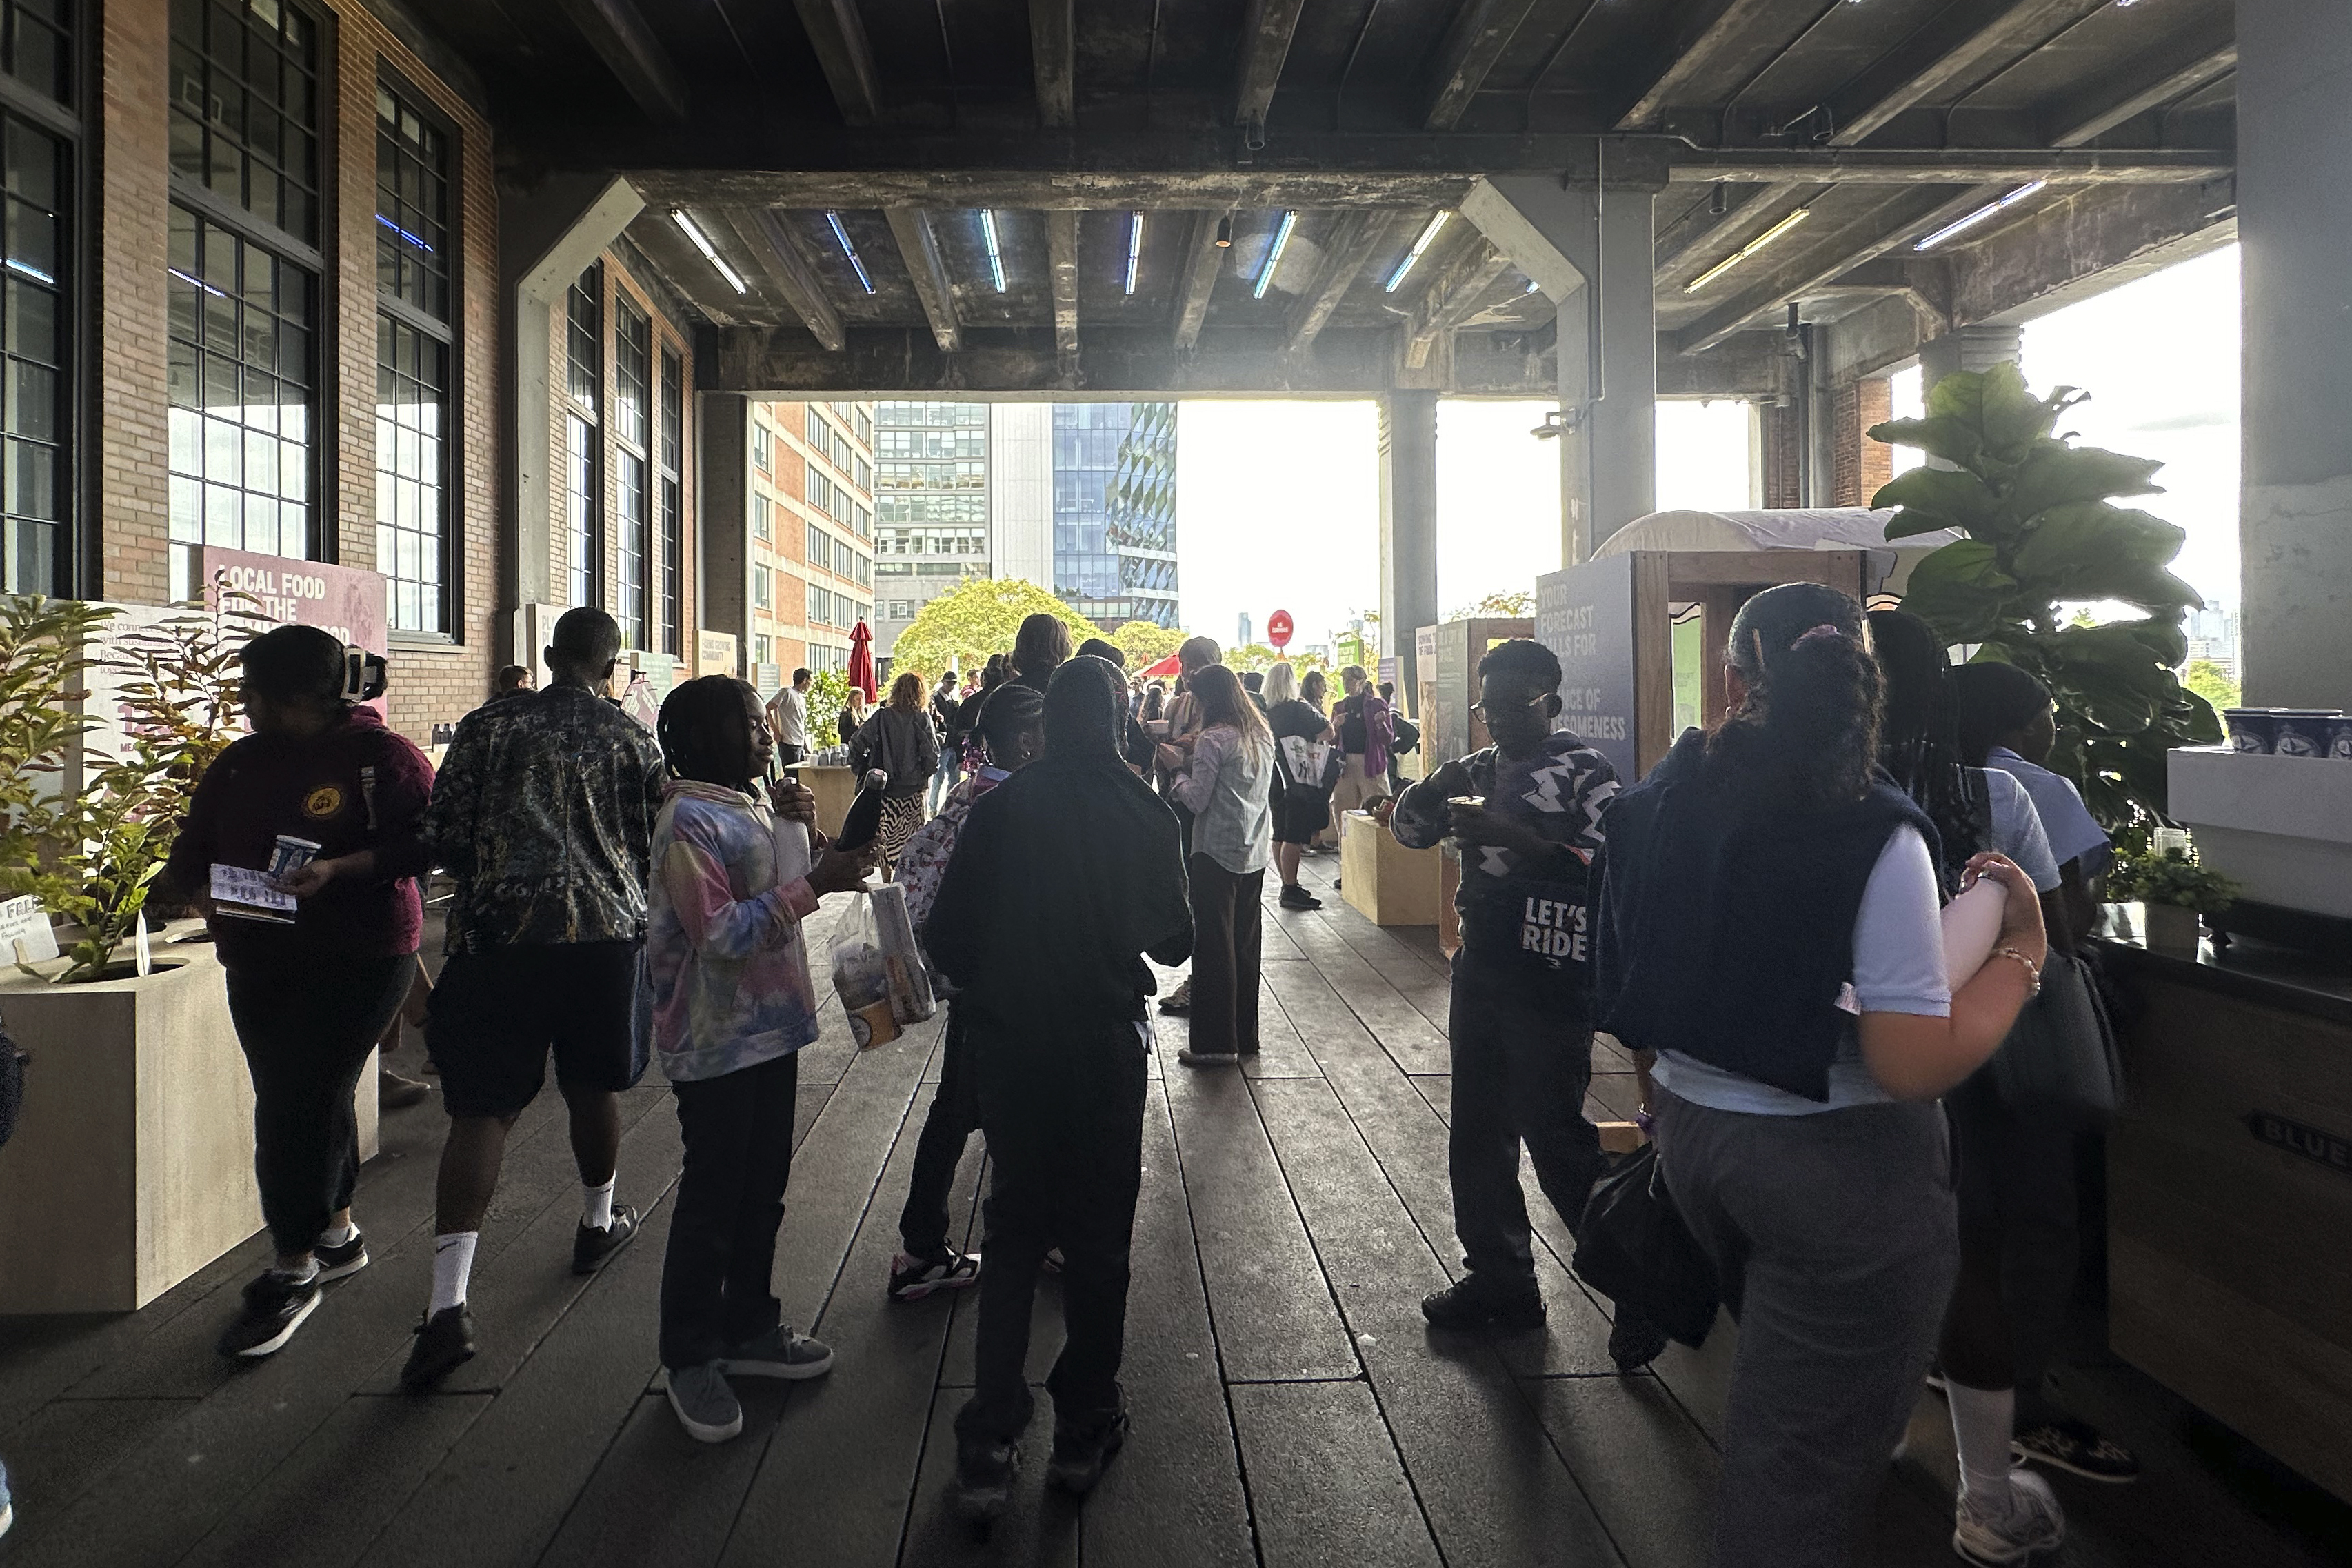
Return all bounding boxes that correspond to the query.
[1378,391,1439,698]
[496,172,643,656]
[2238,0,2352,708]
[699,393,750,677]
[1916,325,2022,387]
[1462,174,1658,561]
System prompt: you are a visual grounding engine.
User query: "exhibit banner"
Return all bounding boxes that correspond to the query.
[1535,557,1638,783]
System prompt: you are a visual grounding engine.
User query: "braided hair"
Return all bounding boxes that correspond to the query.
[1709,582,1883,811]
[1869,607,1988,886]
[658,674,761,792]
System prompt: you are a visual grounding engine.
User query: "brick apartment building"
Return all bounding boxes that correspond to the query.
[743,399,873,694]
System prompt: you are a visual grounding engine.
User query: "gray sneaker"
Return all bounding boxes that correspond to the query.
[665,1360,743,1444]
[721,1325,835,1380]
[1952,1468,2065,1566]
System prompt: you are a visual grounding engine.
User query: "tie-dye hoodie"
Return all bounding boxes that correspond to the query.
[647,780,824,1082]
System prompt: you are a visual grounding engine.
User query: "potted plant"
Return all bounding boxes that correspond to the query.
[0,590,305,1313]
[1869,364,2223,830]
[2109,845,2237,956]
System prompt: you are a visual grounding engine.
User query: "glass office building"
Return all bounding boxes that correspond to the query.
[872,401,989,654]
[1052,401,1178,628]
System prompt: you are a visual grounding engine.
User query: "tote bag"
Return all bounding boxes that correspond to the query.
[1276,734,1342,801]
[1987,948,2122,1123]
[1572,1144,1720,1348]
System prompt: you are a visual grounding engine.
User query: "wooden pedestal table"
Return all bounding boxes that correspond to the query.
[1338,811,1442,927]
[0,924,379,1313]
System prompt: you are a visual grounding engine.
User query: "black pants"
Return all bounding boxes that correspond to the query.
[1187,855,1263,1056]
[777,743,805,768]
[1939,1069,2082,1423]
[898,1005,981,1256]
[224,952,417,1258]
[660,1050,800,1369]
[1446,961,1603,1289]
[956,1024,1148,1443]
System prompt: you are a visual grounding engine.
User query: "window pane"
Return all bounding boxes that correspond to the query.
[0,108,61,592]
[374,77,450,321]
[166,203,316,600]
[168,0,319,244]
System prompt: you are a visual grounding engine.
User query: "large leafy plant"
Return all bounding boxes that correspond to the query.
[1869,364,2221,827]
[1,594,253,981]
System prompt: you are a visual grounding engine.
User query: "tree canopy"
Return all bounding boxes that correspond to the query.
[1107,619,1185,670]
[887,577,1098,682]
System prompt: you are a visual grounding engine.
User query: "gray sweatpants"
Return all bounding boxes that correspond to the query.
[1655,1089,1958,1568]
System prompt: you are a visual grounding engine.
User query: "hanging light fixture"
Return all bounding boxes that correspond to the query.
[1124,213,1145,296]
[1911,182,2048,252]
[1253,211,1298,300]
[824,210,874,294]
[1214,214,1234,248]
[978,210,1007,292]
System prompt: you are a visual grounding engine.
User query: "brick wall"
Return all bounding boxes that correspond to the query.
[96,0,172,604]
[1831,377,1896,507]
[94,0,501,745]
[1756,402,1803,508]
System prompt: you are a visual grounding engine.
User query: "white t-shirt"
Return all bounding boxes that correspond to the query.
[766,685,809,750]
[1654,825,1950,1116]
[1987,747,2109,870]
[1982,767,2061,894]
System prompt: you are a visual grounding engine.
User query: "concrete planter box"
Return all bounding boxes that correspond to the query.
[0,927,377,1314]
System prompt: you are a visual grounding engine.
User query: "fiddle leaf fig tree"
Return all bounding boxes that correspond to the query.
[1869,363,2222,829]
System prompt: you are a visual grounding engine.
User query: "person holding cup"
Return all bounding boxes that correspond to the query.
[159,625,435,1361]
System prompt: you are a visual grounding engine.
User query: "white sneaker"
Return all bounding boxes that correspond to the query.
[1952,1468,2065,1566]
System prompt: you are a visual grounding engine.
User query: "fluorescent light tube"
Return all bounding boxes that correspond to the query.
[1912,181,2048,252]
[1254,210,1297,300]
[1383,211,1451,292]
[980,210,1007,293]
[825,210,874,294]
[672,210,747,294]
[1682,206,1811,294]
[1125,213,1144,296]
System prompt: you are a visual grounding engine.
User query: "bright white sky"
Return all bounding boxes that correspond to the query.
[1174,241,2242,647]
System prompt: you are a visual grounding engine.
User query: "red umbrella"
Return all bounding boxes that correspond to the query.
[1138,652,1183,679]
[846,620,876,700]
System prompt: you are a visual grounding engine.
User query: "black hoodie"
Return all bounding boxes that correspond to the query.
[924,657,1194,1033]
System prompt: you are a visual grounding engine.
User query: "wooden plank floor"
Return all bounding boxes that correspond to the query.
[5,852,2351,1567]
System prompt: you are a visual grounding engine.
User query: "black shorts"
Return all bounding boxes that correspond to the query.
[426,941,648,1119]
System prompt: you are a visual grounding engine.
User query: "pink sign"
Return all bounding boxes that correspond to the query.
[199,547,390,715]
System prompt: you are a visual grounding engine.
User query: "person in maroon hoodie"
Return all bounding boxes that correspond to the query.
[160,624,435,1360]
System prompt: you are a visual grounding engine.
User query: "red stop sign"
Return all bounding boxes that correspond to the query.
[1267,610,1294,648]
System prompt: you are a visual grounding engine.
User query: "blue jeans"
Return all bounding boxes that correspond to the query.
[929,750,963,812]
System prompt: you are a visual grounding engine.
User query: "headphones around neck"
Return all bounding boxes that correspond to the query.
[339,646,388,705]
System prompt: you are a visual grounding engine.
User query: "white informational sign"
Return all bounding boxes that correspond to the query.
[210,864,296,923]
[0,894,59,965]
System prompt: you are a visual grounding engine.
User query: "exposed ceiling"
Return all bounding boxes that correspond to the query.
[405,0,2238,392]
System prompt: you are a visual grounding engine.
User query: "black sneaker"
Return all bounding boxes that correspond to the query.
[1420,1276,1545,1331]
[401,1304,476,1391]
[572,1203,639,1275]
[2013,1418,2140,1483]
[1607,1303,1669,1370]
[1278,885,1323,911]
[216,1269,323,1358]
[314,1229,369,1283]
[889,1247,981,1303]
[1047,1396,1129,1496]
[954,1434,1021,1524]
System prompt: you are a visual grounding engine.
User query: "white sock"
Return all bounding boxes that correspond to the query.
[319,1218,357,1248]
[583,1176,616,1232]
[1947,1380,2018,1507]
[431,1231,479,1315]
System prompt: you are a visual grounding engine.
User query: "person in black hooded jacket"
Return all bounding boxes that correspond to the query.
[923,654,1193,1522]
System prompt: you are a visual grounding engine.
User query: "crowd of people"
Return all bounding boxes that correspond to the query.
[135,585,2129,1565]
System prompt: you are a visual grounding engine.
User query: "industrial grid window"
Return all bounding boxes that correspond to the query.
[374,79,452,634]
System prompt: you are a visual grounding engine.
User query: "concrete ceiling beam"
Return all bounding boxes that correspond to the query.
[1172,210,1225,351]
[552,0,687,125]
[711,322,1557,397]
[2046,14,2236,147]
[1029,0,1076,129]
[1667,148,2232,183]
[883,208,963,352]
[1234,0,1310,135]
[1616,0,1802,131]
[1048,209,1081,370]
[1823,0,2111,147]
[1286,210,1396,351]
[791,0,885,126]
[1671,184,1995,353]
[1654,181,1791,279]
[1423,0,1546,130]
[734,208,846,352]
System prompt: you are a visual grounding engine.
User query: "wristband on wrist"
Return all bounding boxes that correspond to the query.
[1991,945,2043,998]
